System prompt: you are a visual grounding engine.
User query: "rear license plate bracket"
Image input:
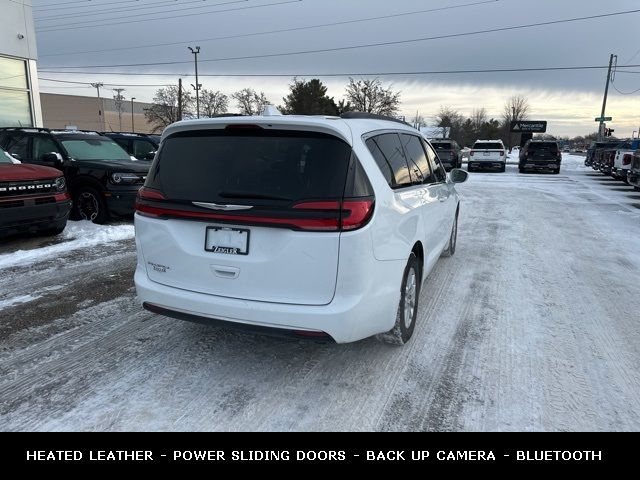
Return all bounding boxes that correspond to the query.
[205,226,250,255]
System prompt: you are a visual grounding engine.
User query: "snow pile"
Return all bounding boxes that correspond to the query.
[0,222,134,270]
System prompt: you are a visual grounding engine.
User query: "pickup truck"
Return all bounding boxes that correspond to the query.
[611,140,640,182]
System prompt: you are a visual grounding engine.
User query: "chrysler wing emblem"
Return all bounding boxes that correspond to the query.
[192,202,253,211]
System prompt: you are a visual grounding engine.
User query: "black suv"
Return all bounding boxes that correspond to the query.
[519,139,562,174]
[101,132,159,161]
[429,139,462,170]
[0,128,150,223]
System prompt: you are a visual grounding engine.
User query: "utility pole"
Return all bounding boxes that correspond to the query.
[90,82,104,130]
[598,53,616,141]
[511,105,516,152]
[113,88,126,131]
[188,46,201,118]
[177,78,183,121]
[131,97,136,133]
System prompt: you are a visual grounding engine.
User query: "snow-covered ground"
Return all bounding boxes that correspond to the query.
[1,154,639,431]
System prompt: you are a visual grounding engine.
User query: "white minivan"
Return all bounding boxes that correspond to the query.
[134,111,468,344]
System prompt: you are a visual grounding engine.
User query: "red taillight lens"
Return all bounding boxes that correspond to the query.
[341,200,374,231]
[499,151,505,156]
[470,150,474,156]
[623,154,632,166]
[138,187,165,200]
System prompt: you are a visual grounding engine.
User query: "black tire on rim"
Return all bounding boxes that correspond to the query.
[442,212,458,257]
[74,186,109,224]
[376,253,421,346]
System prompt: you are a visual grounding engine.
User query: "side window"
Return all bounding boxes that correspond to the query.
[33,136,62,160]
[400,134,435,184]
[366,133,412,188]
[114,138,130,153]
[423,141,447,183]
[133,139,156,157]
[5,135,30,160]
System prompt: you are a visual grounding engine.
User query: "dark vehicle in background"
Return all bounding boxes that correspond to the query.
[585,141,610,167]
[519,139,562,174]
[0,128,149,224]
[429,139,462,170]
[627,151,640,191]
[102,132,159,161]
[598,141,629,176]
[0,146,71,237]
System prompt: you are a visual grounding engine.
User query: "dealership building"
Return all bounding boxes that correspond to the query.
[0,0,42,128]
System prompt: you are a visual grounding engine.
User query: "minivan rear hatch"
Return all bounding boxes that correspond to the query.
[135,127,372,306]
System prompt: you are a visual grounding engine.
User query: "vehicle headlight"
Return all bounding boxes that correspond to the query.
[110,172,140,185]
[55,177,66,191]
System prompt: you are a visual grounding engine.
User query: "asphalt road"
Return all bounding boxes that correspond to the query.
[1,155,639,431]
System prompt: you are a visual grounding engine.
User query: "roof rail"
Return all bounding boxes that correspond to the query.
[0,126,52,132]
[206,113,247,118]
[340,112,411,127]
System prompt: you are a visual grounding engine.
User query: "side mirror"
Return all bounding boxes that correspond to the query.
[10,153,21,161]
[450,168,469,184]
[41,152,63,163]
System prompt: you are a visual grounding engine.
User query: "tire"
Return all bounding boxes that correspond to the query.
[519,166,525,174]
[500,164,506,173]
[635,186,640,192]
[73,186,109,224]
[553,168,560,175]
[441,212,458,257]
[376,253,421,346]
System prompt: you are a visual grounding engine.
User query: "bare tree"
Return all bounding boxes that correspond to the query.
[410,113,427,129]
[145,86,194,133]
[344,78,401,116]
[232,88,271,115]
[200,90,229,117]
[502,95,530,150]
[470,108,487,133]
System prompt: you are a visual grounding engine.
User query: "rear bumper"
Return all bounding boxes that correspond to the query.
[0,199,71,236]
[134,256,405,344]
[520,160,560,170]
[468,160,505,169]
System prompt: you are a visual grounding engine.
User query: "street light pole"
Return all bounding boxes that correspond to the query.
[131,97,136,133]
[188,46,201,118]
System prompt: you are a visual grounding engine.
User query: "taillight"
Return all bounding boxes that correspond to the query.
[499,151,504,156]
[623,154,632,166]
[138,187,166,200]
[54,192,70,201]
[292,199,374,231]
[470,150,474,156]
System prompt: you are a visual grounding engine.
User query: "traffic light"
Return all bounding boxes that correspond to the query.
[605,128,615,137]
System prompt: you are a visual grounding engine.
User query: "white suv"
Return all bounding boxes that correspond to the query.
[134,111,468,344]
[469,139,506,172]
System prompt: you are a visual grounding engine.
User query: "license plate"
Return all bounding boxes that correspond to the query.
[483,152,491,156]
[205,227,250,255]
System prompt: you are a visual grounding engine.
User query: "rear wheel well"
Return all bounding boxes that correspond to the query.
[411,242,424,280]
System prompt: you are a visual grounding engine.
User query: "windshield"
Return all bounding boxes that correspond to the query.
[0,149,14,164]
[431,143,452,150]
[474,142,503,150]
[61,138,132,161]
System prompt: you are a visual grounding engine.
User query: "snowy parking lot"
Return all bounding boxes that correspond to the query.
[0,154,639,431]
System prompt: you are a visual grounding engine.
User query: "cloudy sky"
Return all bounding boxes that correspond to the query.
[32,0,640,136]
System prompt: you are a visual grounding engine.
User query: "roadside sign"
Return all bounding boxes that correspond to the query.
[510,121,547,133]
[595,117,612,122]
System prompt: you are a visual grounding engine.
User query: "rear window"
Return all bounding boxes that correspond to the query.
[528,142,558,151]
[148,130,353,204]
[474,142,503,150]
[430,142,452,150]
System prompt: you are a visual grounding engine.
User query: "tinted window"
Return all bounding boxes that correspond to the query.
[400,134,434,184]
[474,142,503,150]
[33,136,62,160]
[149,130,352,204]
[4,135,29,160]
[114,138,130,152]
[0,148,14,164]
[133,139,156,157]
[423,141,447,183]
[367,133,412,188]
[528,142,558,151]
[431,142,453,150]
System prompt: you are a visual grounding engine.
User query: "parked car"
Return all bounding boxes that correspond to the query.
[102,132,159,161]
[627,150,640,191]
[611,140,639,182]
[518,139,562,174]
[135,111,468,345]
[428,139,462,170]
[599,141,629,176]
[585,141,610,167]
[0,128,150,223]
[0,145,71,237]
[468,140,506,172]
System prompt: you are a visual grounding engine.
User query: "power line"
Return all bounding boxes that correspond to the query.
[37,0,302,33]
[41,8,640,69]
[39,0,499,58]
[35,0,221,21]
[38,63,640,78]
[36,0,247,25]
[610,80,640,95]
[33,0,138,12]
[39,77,174,87]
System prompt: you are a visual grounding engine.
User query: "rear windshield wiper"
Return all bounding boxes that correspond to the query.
[219,191,292,201]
